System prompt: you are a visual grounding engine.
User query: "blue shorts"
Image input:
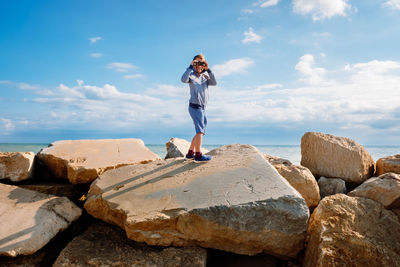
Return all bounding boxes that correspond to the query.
[188,105,207,134]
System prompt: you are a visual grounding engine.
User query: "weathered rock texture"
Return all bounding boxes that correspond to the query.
[0,152,35,182]
[37,139,161,184]
[301,132,375,183]
[85,144,309,258]
[0,184,81,257]
[303,194,400,267]
[376,154,400,176]
[18,183,85,200]
[317,176,346,199]
[165,137,208,159]
[266,155,319,208]
[53,221,207,267]
[348,172,400,209]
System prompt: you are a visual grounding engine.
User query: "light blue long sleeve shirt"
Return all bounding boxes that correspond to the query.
[181,66,217,108]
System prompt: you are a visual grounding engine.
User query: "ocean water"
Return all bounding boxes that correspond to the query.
[0,143,399,165]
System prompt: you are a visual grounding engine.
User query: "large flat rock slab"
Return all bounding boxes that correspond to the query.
[85,144,309,258]
[37,139,161,184]
[303,194,400,267]
[0,152,35,182]
[53,221,207,267]
[301,132,375,183]
[0,184,81,257]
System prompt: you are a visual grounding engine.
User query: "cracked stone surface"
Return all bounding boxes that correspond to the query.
[0,184,82,257]
[376,154,400,176]
[53,221,207,267]
[37,139,161,184]
[85,144,309,258]
[0,152,35,182]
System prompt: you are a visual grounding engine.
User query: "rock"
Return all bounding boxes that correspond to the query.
[348,173,400,209]
[0,184,82,257]
[36,139,161,184]
[317,176,346,199]
[53,221,207,267]
[165,137,209,159]
[85,144,309,258]
[376,154,400,176]
[0,152,35,182]
[303,194,400,267]
[300,132,375,183]
[266,155,319,208]
[392,208,400,222]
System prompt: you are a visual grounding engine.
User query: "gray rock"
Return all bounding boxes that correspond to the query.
[85,144,309,258]
[53,222,207,267]
[0,184,81,257]
[0,152,35,182]
[165,137,208,159]
[318,176,346,199]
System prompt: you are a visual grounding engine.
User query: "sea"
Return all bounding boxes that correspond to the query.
[0,143,399,165]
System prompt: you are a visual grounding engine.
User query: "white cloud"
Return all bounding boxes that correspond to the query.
[242,27,263,44]
[241,9,256,14]
[260,0,279,8]
[1,118,15,132]
[212,58,254,78]
[124,74,144,79]
[293,0,351,21]
[90,53,103,58]
[107,62,137,72]
[0,80,40,90]
[383,0,400,10]
[295,54,326,85]
[345,60,400,75]
[89,36,103,43]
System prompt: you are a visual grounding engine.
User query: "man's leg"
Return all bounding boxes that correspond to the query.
[194,133,203,153]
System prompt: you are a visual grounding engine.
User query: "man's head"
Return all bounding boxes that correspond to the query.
[193,53,206,73]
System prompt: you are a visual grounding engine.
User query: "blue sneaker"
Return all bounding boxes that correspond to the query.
[194,154,212,163]
[185,153,194,160]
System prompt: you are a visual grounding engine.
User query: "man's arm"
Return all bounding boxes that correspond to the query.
[207,69,217,86]
[181,65,193,83]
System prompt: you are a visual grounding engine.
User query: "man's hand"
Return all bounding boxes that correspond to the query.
[204,60,209,70]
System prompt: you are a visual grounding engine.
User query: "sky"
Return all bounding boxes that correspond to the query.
[1,0,400,145]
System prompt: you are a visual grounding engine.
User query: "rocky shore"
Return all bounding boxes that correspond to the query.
[0,133,399,266]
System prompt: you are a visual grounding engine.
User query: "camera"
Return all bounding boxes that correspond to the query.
[193,61,206,67]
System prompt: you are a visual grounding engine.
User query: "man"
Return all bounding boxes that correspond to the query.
[181,53,217,162]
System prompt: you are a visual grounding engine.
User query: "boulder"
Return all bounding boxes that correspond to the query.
[36,139,161,184]
[348,172,400,209]
[303,194,400,267]
[85,144,309,258]
[317,176,346,199]
[0,184,81,257]
[19,183,87,201]
[0,152,35,182]
[165,138,209,159]
[376,154,400,176]
[300,132,375,183]
[53,221,207,267]
[266,155,319,208]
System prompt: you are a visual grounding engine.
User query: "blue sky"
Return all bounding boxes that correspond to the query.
[1,0,400,145]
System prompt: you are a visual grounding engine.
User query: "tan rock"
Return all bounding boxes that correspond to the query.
[0,184,81,257]
[19,183,85,200]
[317,176,346,199]
[303,194,400,267]
[348,172,400,209]
[37,139,161,184]
[53,221,207,267]
[165,137,209,159]
[376,154,400,176]
[0,152,35,182]
[266,155,319,208]
[85,144,309,258]
[301,132,375,183]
